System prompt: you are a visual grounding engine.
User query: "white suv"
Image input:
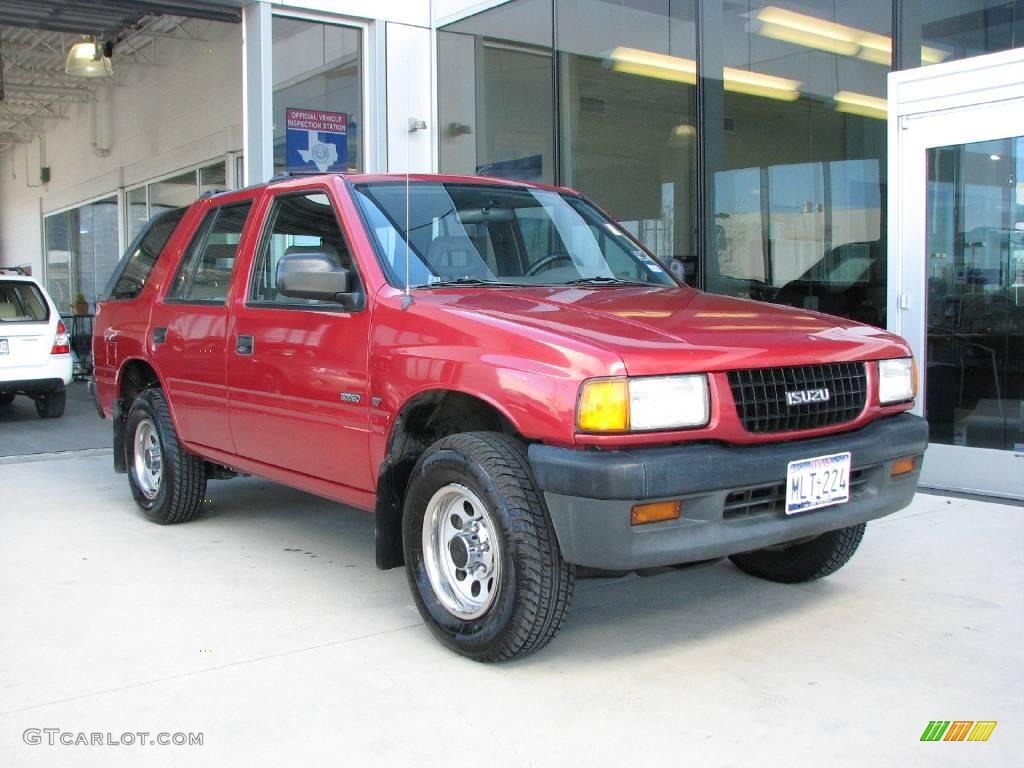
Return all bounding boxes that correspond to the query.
[0,272,73,418]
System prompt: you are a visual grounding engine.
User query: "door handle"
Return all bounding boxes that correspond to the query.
[152,327,167,345]
[236,335,254,355]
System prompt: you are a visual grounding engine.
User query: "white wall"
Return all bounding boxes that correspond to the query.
[0,21,243,273]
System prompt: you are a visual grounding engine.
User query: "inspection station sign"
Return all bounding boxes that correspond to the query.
[286,108,348,173]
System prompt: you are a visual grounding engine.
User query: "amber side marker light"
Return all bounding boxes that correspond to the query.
[891,457,916,477]
[631,500,681,526]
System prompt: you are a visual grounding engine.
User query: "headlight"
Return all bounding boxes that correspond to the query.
[577,374,709,432]
[878,357,916,404]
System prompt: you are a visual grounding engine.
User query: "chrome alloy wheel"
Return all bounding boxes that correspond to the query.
[133,418,163,500]
[421,483,501,619]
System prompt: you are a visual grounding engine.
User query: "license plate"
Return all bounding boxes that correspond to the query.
[785,452,851,515]
[0,339,7,355]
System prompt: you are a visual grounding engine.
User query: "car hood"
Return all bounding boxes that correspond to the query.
[416,285,910,376]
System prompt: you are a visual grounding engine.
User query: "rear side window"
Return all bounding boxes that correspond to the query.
[0,281,50,323]
[167,202,252,303]
[105,208,186,300]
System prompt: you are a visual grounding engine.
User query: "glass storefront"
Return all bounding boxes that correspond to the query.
[926,136,1024,451]
[914,0,1024,66]
[127,161,228,242]
[43,196,119,311]
[440,1,697,270]
[272,16,363,175]
[707,1,889,326]
[438,0,892,322]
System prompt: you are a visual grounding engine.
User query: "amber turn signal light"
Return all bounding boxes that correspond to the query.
[891,456,915,477]
[630,500,681,526]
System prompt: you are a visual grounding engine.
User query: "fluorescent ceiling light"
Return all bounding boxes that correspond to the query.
[65,38,112,78]
[834,90,887,120]
[755,6,950,67]
[609,47,801,101]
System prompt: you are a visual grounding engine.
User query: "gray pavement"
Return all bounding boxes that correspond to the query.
[0,382,110,456]
[0,451,1021,767]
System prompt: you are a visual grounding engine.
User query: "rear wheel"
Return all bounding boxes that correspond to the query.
[403,432,575,661]
[125,388,206,524]
[35,389,66,418]
[729,523,866,583]
[0,392,15,406]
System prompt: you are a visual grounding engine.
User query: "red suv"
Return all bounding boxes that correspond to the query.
[92,174,927,660]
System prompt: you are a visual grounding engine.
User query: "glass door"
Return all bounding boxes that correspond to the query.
[896,93,1024,499]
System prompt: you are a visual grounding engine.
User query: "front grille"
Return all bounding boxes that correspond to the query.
[727,362,867,434]
[723,468,870,520]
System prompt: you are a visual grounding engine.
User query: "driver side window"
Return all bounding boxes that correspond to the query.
[250,192,359,307]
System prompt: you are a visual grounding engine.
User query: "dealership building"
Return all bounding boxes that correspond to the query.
[0,0,1021,499]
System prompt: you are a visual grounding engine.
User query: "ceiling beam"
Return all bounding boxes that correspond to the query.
[3,81,95,98]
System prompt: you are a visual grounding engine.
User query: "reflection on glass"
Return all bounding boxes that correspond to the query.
[127,186,148,243]
[919,1,1023,65]
[926,136,1024,452]
[272,17,362,174]
[199,161,227,195]
[706,0,889,326]
[44,212,73,312]
[150,171,198,217]
[439,0,554,184]
[43,196,119,310]
[558,0,697,269]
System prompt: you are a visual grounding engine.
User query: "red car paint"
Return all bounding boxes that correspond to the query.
[93,173,915,514]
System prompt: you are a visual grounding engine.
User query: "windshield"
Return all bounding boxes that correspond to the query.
[352,182,676,289]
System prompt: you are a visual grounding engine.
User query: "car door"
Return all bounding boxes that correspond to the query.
[225,186,373,490]
[148,199,254,454]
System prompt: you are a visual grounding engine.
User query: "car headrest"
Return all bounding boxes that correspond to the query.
[426,236,495,280]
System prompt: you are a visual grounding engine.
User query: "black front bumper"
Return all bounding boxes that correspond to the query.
[528,414,928,569]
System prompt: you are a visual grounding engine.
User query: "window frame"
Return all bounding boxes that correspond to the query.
[164,200,254,306]
[245,188,365,313]
[102,207,187,302]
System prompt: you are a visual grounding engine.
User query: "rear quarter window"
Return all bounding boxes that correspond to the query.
[0,281,50,322]
[103,208,187,300]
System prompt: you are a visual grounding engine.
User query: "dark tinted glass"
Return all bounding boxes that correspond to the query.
[438,0,554,183]
[913,0,1024,66]
[705,0,890,327]
[106,208,186,300]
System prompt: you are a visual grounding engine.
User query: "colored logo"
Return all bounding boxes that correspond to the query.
[921,721,997,742]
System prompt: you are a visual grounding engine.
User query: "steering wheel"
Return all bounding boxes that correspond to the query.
[526,253,574,276]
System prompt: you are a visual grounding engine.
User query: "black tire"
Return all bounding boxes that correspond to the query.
[125,388,206,524]
[35,389,66,418]
[729,523,866,584]
[0,392,15,406]
[402,432,575,662]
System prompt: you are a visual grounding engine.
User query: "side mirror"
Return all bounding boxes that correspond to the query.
[276,251,363,310]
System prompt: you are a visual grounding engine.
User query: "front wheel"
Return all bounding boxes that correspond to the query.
[403,432,575,661]
[729,523,866,583]
[125,388,206,524]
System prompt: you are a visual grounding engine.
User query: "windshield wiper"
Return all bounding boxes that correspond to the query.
[563,276,646,286]
[417,277,516,288]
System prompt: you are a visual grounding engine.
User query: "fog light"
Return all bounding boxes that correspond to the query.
[891,456,915,477]
[630,500,681,526]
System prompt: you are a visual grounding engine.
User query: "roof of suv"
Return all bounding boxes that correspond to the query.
[210,172,578,201]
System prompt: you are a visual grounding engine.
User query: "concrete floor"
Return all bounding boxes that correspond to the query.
[0,451,1020,767]
[0,382,110,456]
